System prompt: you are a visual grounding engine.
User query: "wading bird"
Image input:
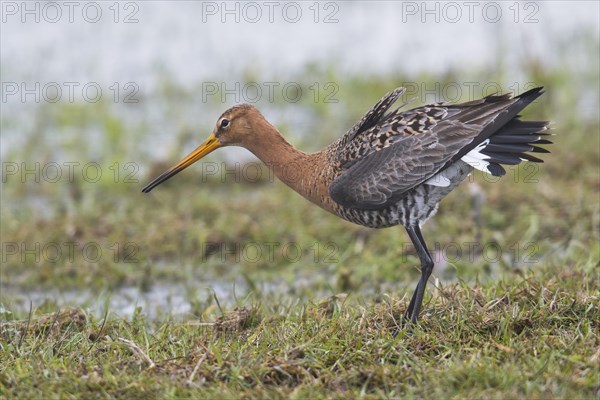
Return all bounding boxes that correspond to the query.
[142,87,550,324]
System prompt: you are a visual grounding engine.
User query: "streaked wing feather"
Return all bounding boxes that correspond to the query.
[329,120,479,209]
[342,87,406,143]
[329,87,547,210]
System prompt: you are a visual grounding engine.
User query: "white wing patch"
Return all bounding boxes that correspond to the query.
[424,162,468,187]
[424,174,450,187]
[461,139,491,173]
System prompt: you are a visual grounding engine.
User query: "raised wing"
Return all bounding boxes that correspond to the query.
[329,119,479,209]
[329,87,546,210]
[337,87,408,150]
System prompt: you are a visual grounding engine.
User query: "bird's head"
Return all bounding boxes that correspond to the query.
[142,104,267,193]
[212,104,269,146]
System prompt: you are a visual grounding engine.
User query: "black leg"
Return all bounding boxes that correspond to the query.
[403,225,434,324]
[405,281,420,318]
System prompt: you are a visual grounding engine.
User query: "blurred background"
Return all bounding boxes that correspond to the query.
[1,1,598,319]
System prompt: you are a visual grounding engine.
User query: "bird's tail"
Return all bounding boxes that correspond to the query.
[460,88,552,176]
[463,118,552,176]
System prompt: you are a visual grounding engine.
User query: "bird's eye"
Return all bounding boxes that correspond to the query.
[220,118,230,128]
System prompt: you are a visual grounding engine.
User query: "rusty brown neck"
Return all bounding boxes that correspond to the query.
[241,120,334,213]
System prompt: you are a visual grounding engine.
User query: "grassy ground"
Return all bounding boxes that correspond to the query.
[1,271,598,399]
[1,62,599,397]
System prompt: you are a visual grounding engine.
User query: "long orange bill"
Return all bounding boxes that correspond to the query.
[142,134,221,193]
